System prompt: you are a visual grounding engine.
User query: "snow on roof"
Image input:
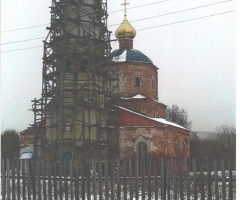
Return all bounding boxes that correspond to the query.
[151,118,187,130]
[121,94,166,106]
[122,94,146,99]
[20,152,33,159]
[118,106,187,130]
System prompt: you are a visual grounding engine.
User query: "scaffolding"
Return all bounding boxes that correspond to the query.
[32,0,119,159]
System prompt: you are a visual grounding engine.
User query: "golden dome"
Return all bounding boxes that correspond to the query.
[115,15,136,40]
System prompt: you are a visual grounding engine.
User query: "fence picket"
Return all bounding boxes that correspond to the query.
[154,159,158,200]
[186,159,190,200]
[98,159,102,200]
[166,159,170,200]
[200,161,204,200]
[147,159,151,200]
[16,159,21,200]
[59,160,63,200]
[214,159,219,200]
[192,158,198,200]
[64,160,69,200]
[104,159,108,199]
[142,158,145,200]
[129,158,133,200]
[11,160,16,200]
[123,158,127,200]
[81,159,85,200]
[32,160,36,200]
[228,160,233,200]
[7,159,10,200]
[221,159,226,200]
[53,161,57,200]
[207,160,212,200]
[74,160,79,200]
[0,158,236,200]
[111,159,114,200]
[1,159,6,200]
[135,158,139,200]
[179,159,184,200]
[69,160,74,200]
[117,158,121,200]
[173,158,177,200]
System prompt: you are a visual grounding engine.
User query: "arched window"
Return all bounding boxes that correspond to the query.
[137,142,148,159]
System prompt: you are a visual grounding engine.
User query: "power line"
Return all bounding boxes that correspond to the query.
[1,24,48,33]
[137,10,235,31]
[1,0,169,33]
[1,0,234,46]
[1,46,42,53]
[1,37,45,45]
[1,10,235,53]
[109,0,169,13]
[108,0,234,27]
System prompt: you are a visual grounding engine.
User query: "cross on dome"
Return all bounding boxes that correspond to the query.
[121,0,129,16]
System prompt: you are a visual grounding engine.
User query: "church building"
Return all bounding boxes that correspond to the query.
[19,5,190,161]
[111,13,190,160]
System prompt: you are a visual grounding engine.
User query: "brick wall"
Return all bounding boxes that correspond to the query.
[119,108,190,159]
[119,98,166,118]
[118,62,158,100]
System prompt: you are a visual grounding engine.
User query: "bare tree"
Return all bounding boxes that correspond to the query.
[166,104,192,129]
[1,129,20,159]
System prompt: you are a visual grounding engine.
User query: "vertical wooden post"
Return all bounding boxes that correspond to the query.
[47,160,52,200]
[147,159,151,200]
[98,159,103,200]
[228,160,233,200]
[22,160,26,200]
[200,161,204,200]
[81,159,85,200]
[1,159,6,200]
[104,159,108,199]
[179,159,184,200]
[123,158,127,200]
[26,160,31,200]
[36,159,41,200]
[173,158,177,200]
[59,160,63,200]
[161,158,165,200]
[31,159,36,200]
[53,160,58,200]
[192,158,197,200]
[16,159,21,200]
[117,158,121,200]
[166,159,170,200]
[154,159,158,200]
[135,158,139,200]
[207,160,212,200]
[110,159,115,200]
[75,160,79,200]
[214,159,219,200]
[186,159,190,200]
[70,160,74,200]
[42,160,46,200]
[142,158,145,200]
[12,159,16,200]
[129,158,133,200]
[7,159,10,200]
[221,159,226,200]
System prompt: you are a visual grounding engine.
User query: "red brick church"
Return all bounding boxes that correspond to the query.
[110,14,190,159]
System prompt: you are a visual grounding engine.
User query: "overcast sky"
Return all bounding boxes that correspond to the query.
[1,0,237,133]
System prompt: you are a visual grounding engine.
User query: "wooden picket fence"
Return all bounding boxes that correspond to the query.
[1,158,236,200]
